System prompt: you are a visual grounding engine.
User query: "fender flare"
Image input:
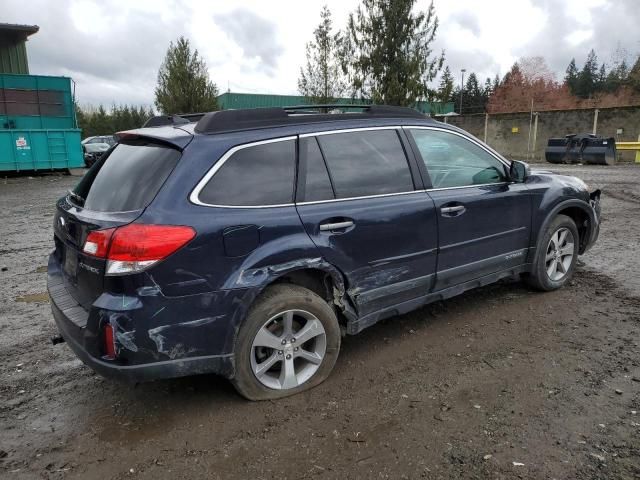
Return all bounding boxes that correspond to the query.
[530,198,595,265]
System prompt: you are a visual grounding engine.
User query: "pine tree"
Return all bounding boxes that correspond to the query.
[565,58,579,94]
[154,36,219,114]
[437,66,454,102]
[629,55,640,91]
[596,63,607,92]
[482,77,493,110]
[298,5,347,104]
[576,49,599,98]
[76,104,156,137]
[344,0,444,106]
[93,105,110,135]
[617,59,630,80]
[596,63,607,91]
[492,74,500,93]
[463,72,481,112]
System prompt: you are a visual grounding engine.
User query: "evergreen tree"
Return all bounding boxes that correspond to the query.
[576,49,598,98]
[617,59,630,80]
[565,58,579,94]
[463,72,482,112]
[596,63,607,91]
[76,104,155,137]
[154,36,219,114]
[629,55,640,91]
[465,73,480,97]
[503,63,524,86]
[344,0,444,106]
[298,5,347,104]
[437,66,454,102]
[492,74,500,93]
[483,77,492,95]
[92,105,110,135]
[482,77,493,109]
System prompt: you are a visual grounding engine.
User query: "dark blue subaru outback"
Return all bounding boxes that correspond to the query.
[48,106,601,400]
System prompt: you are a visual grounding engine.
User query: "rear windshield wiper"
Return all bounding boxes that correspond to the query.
[67,190,85,207]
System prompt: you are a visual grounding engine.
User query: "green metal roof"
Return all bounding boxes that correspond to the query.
[0,23,39,74]
[0,23,39,40]
[217,92,454,116]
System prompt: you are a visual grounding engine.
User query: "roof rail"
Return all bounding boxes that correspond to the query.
[194,104,426,134]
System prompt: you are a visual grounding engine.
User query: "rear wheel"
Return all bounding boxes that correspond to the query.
[232,284,341,400]
[526,214,578,291]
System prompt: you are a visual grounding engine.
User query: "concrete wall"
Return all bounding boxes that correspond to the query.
[438,106,640,163]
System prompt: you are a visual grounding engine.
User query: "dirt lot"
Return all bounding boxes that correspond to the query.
[1,165,639,480]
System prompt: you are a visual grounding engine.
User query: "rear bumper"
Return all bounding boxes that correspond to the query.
[47,254,238,383]
[51,298,233,382]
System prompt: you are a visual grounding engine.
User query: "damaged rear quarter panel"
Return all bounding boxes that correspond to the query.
[115,173,350,365]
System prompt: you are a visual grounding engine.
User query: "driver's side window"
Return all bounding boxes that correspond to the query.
[410,129,507,189]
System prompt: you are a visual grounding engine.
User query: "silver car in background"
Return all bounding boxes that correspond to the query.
[81,135,115,167]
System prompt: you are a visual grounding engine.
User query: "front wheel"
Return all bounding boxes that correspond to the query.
[526,214,579,291]
[231,284,341,400]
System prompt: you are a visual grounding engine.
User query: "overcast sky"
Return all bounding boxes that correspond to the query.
[3,0,639,108]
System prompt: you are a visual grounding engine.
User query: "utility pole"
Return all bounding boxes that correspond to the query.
[459,69,466,114]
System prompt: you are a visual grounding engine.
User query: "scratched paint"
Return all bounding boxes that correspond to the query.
[148,316,224,359]
[234,257,324,287]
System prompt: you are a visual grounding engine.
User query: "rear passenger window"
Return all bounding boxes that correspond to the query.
[317,130,414,198]
[198,139,295,206]
[300,137,334,202]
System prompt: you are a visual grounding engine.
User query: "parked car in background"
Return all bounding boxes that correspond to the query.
[49,106,601,400]
[81,136,115,167]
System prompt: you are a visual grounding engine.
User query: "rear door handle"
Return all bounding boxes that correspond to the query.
[319,220,354,231]
[441,205,466,216]
[441,206,464,213]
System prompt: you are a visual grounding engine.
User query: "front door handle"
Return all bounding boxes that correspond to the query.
[441,205,466,217]
[319,220,354,231]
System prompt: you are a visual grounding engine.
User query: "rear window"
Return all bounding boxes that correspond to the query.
[198,139,295,206]
[73,141,180,212]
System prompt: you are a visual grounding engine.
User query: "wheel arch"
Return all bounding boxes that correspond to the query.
[227,259,357,351]
[532,199,594,265]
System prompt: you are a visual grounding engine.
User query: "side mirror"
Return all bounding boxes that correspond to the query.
[509,160,530,183]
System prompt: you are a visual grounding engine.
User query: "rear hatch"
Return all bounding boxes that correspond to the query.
[53,138,183,310]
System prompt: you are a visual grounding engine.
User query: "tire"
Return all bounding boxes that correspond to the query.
[231,284,341,401]
[526,214,579,291]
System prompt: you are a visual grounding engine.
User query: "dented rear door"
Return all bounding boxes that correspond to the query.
[295,129,438,317]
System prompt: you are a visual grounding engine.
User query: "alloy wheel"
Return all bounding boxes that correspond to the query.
[250,309,327,390]
[545,227,575,281]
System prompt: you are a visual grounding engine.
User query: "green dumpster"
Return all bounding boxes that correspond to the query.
[0,73,84,172]
[0,129,83,171]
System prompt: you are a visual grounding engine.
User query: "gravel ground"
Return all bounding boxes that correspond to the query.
[1,165,639,480]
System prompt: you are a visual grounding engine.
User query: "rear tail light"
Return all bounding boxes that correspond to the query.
[82,224,196,275]
[103,323,116,360]
[83,228,115,257]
